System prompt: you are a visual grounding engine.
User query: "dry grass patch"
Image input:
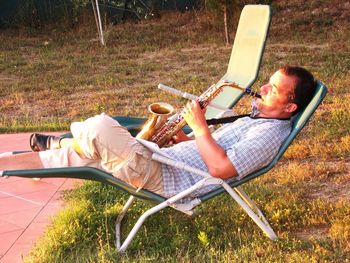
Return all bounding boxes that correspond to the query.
[294,225,330,241]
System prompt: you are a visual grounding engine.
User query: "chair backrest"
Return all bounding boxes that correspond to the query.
[206,5,271,119]
[200,80,328,202]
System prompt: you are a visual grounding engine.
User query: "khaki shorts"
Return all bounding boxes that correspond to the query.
[39,114,164,195]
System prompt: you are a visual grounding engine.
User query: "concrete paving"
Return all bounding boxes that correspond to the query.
[0,132,79,262]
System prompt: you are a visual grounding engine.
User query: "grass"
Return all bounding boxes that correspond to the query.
[0,0,349,262]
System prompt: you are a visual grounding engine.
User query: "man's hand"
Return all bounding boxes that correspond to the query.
[182,100,209,137]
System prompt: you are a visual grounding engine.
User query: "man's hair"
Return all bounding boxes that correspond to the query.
[280,66,317,114]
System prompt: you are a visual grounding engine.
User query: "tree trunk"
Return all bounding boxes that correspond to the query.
[224,1,230,46]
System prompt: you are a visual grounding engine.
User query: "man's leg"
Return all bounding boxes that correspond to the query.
[70,114,164,194]
[0,152,43,170]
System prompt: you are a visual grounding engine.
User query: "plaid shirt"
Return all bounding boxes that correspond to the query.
[160,117,291,198]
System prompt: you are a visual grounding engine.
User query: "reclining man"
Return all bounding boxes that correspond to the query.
[0,66,316,199]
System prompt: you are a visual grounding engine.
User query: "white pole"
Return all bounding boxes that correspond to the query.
[93,0,105,46]
[158,83,229,111]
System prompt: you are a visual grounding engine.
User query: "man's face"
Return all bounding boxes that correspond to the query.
[255,70,297,118]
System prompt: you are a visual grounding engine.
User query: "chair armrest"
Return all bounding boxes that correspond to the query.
[151,153,212,179]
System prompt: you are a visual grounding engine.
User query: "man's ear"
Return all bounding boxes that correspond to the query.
[285,102,298,113]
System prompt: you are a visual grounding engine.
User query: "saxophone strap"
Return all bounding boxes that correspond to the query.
[206,114,251,125]
[206,114,291,125]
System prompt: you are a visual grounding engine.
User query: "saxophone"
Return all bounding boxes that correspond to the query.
[137,82,260,147]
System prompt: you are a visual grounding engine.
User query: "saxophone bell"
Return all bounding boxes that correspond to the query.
[136,102,174,140]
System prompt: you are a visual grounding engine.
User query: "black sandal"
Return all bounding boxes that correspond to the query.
[29,133,62,152]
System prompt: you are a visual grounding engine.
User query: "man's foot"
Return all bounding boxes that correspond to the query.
[29,133,62,152]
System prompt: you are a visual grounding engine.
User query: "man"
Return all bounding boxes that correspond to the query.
[0,66,316,198]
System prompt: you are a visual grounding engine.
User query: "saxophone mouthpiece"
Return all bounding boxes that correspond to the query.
[245,88,262,99]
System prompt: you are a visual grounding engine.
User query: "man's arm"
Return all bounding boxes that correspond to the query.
[182,101,238,179]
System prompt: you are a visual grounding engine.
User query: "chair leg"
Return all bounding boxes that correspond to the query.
[234,186,272,227]
[117,200,172,253]
[222,183,277,240]
[115,179,213,252]
[115,196,136,250]
[115,177,224,252]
